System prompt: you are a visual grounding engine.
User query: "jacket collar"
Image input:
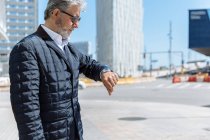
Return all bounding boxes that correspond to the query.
[35,25,74,74]
[35,25,52,41]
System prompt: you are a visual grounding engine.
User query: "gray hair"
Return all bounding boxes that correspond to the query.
[44,0,86,20]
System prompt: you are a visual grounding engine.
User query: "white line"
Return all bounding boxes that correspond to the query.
[192,84,203,89]
[166,83,181,88]
[178,83,191,89]
[156,84,165,88]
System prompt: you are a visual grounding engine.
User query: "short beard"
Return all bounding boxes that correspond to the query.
[55,18,70,39]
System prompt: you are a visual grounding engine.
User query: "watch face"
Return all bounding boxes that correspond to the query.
[102,69,111,73]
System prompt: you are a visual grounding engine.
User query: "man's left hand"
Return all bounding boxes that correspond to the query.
[101,71,119,95]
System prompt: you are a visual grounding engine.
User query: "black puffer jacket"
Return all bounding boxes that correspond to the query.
[9,26,108,140]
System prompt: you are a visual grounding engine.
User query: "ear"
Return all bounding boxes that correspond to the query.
[51,8,61,18]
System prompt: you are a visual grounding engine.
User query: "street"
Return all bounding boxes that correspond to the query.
[79,79,210,106]
[1,78,210,140]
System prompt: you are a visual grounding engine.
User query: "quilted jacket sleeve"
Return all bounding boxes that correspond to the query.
[70,45,109,81]
[9,41,45,140]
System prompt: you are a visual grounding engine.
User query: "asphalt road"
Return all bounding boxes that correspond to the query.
[2,78,210,106]
[79,78,210,107]
[1,78,210,140]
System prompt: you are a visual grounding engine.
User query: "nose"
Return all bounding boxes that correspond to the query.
[72,22,79,28]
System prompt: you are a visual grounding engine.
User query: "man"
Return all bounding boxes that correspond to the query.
[9,0,118,139]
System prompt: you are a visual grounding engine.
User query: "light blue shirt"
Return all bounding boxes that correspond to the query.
[41,25,68,51]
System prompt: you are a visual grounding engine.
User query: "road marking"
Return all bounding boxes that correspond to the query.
[192,84,203,89]
[166,83,181,88]
[156,84,165,88]
[177,83,191,89]
[137,82,210,89]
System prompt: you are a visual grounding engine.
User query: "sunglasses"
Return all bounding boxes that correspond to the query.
[60,10,81,23]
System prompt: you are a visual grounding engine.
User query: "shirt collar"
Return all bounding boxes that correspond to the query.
[41,25,68,47]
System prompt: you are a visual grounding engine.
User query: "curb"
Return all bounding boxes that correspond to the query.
[0,86,9,92]
[81,77,156,87]
[0,77,157,90]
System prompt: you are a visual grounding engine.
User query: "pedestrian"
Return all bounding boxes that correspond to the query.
[9,0,118,139]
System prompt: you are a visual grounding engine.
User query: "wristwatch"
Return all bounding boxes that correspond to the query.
[100,67,111,79]
[101,68,111,73]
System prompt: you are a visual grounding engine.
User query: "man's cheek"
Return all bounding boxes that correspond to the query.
[67,19,72,25]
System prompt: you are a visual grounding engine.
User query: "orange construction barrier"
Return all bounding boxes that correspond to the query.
[188,76,197,82]
[172,76,181,83]
[203,76,210,82]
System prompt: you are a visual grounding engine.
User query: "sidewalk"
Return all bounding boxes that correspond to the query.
[81,100,210,140]
[0,92,210,140]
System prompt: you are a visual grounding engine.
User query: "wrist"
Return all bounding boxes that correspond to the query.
[100,68,111,80]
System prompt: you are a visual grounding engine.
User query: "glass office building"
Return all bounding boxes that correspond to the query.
[0,0,38,75]
[0,0,38,49]
[72,41,91,56]
[189,9,210,56]
[0,0,7,40]
[96,0,144,77]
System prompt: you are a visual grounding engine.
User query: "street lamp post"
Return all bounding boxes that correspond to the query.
[168,21,173,77]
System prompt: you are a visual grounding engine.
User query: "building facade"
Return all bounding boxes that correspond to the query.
[96,0,144,77]
[0,0,38,50]
[72,41,91,56]
[0,0,38,75]
[0,0,8,40]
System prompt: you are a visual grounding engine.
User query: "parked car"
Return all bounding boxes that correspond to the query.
[78,80,86,89]
[0,76,10,87]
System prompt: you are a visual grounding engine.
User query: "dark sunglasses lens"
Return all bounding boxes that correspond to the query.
[72,17,80,23]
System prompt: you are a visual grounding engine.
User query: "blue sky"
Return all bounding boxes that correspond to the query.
[38,0,210,68]
[144,0,210,68]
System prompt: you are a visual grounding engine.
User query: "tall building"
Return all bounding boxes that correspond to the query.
[72,41,91,56]
[0,0,38,49]
[0,0,8,40]
[96,0,144,77]
[0,0,38,75]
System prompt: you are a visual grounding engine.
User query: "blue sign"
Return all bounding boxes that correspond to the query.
[189,9,210,56]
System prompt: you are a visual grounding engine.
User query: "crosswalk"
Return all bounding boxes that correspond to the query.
[133,83,210,89]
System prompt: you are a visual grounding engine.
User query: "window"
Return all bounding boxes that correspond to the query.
[7,18,16,22]
[19,19,25,23]
[28,19,34,23]
[18,12,26,16]
[7,11,17,16]
[28,12,34,16]
[7,26,17,29]
[7,5,16,8]
[19,5,25,9]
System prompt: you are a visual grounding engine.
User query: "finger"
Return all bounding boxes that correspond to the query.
[112,75,118,84]
[111,73,119,83]
[106,85,113,96]
[104,80,113,92]
[108,76,116,87]
[114,73,119,81]
[108,88,112,96]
